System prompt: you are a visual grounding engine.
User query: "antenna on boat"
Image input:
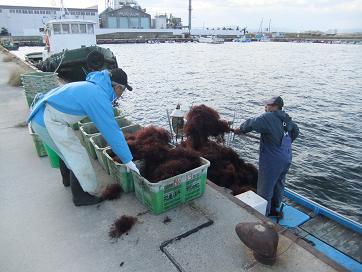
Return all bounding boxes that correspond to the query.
[60,0,70,19]
[188,0,192,34]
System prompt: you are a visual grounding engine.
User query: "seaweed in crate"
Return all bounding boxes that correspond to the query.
[145,146,201,183]
[111,126,202,183]
[180,104,258,195]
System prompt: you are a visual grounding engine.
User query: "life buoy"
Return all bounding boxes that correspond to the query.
[44,35,50,47]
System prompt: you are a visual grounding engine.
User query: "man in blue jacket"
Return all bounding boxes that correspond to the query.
[28,68,139,206]
[234,96,299,217]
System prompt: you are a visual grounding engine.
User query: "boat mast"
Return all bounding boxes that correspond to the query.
[188,0,192,34]
[268,18,271,33]
[259,18,263,35]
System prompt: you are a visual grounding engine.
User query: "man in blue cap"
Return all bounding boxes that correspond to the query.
[234,96,299,217]
[28,68,139,206]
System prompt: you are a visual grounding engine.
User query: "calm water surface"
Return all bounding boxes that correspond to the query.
[17,42,362,222]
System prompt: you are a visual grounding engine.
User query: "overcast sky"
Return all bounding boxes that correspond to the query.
[0,0,361,32]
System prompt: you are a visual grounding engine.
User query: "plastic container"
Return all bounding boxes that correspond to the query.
[132,158,210,214]
[80,117,132,159]
[28,124,48,157]
[44,144,60,168]
[21,72,59,108]
[70,117,91,131]
[70,108,125,130]
[104,148,135,192]
[91,124,142,174]
[235,191,268,215]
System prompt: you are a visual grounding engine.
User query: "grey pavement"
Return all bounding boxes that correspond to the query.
[0,50,342,272]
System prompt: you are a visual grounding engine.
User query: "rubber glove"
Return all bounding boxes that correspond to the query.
[125,161,140,175]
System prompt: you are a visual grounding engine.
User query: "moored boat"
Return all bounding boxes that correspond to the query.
[0,38,19,51]
[198,35,224,44]
[30,19,118,82]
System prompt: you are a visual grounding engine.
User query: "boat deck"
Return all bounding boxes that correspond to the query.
[284,199,362,268]
[0,49,353,272]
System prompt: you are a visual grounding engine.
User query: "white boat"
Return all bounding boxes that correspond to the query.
[232,36,251,43]
[25,52,44,64]
[27,18,118,82]
[197,36,224,44]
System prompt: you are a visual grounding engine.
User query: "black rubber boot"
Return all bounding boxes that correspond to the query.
[70,171,103,207]
[59,159,70,187]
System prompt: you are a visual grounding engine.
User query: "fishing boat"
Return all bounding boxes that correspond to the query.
[0,38,19,51]
[25,52,43,64]
[26,18,118,82]
[232,36,251,43]
[197,35,224,44]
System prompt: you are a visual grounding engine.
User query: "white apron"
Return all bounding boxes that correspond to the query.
[39,104,98,194]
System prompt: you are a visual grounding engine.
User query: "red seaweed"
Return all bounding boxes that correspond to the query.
[109,215,137,239]
[180,105,258,195]
[184,105,232,149]
[101,183,123,200]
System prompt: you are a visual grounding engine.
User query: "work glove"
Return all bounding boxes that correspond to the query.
[125,161,140,175]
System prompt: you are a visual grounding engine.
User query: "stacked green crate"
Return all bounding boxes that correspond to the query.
[80,117,132,159]
[91,124,141,175]
[104,148,134,192]
[70,108,125,130]
[28,124,47,157]
[21,72,59,108]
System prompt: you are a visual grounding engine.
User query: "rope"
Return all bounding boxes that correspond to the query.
[53,49,67,74]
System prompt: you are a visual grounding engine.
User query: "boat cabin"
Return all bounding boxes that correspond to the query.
[43,19,97,58]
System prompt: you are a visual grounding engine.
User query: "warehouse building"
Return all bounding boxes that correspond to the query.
[0,5,98,36]
[99,3,151,29]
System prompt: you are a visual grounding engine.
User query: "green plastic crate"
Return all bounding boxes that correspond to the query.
[79,123,100,159]
[80,117,133,159]
[90,134,109,173]
[132,158,210,214]
[44,144,60,168]
[70,108,125,130]
[21,72,59,94]
[104,148,135,192]
[90,124,142,174]
[21,72,59,108]
[28,124,47,157]
[70,117,91,130]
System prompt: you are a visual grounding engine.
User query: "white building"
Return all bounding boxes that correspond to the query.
[152,15,167,29]
[0,5,98,36]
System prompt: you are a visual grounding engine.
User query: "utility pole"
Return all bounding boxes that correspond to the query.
[188,0,192,34]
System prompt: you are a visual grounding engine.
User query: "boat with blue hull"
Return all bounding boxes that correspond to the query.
[278,188,362,271]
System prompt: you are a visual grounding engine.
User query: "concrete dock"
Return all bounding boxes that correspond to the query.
[0,49,345,272]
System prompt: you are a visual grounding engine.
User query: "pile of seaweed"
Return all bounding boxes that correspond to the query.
[111,126,201,183]
[182,104,258,195]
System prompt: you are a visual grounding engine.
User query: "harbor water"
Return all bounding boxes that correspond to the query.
[15,42,362,223]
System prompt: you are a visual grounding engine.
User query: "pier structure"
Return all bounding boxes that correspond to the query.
[0,47,347,272]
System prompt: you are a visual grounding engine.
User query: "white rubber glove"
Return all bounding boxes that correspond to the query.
[125,161,140,175]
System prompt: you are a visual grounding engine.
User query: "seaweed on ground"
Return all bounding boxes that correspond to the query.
[101,183,123,200]
[109,215,137,239]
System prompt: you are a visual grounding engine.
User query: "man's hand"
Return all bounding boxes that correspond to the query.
[125,161,140,175]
